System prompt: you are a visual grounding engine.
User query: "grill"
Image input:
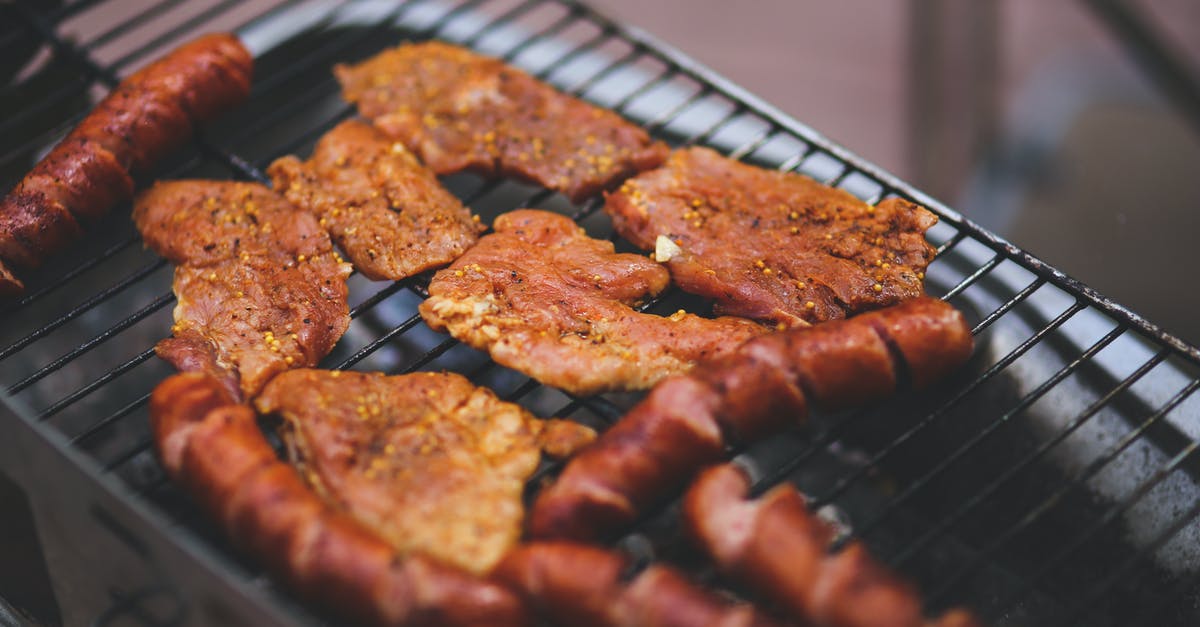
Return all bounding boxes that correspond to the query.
[2,1,1199,625]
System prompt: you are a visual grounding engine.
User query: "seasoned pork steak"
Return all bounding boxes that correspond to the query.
[269,120,484,281]
[419,209,766,395]
[337,41,667,202]
[135,181,351,400]
[605,147,938,327]
[255,369,594,574]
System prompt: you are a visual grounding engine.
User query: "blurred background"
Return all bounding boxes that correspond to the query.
[595,0,1200,346]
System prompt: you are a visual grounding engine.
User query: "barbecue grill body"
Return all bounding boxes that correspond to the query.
[2,1,1200,626]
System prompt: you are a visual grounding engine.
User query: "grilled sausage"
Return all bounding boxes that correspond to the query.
[494,541,782,627]
[0,33,253,296]
[683,464,982,627]
[149,373,528,627]
[529,297,973,541]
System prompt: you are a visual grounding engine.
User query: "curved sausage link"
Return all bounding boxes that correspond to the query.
[0,33,253,296]
[150,373,528,627]
[683,464,982,627]
[494,541,783,627]
[530,297,973,542]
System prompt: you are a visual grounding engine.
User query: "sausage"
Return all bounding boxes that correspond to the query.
[149,373,528,627]
[493,541,782,627]
[0,33,253,296]
[529,297,973,542]
[683,464,983,627]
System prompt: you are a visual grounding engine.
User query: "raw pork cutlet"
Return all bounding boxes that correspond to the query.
[605,147,938,327]
[336,41,668,203]
[418,209,767,396]
[134,181,351,401]
[255,369,595,575]
[268,120,484,281]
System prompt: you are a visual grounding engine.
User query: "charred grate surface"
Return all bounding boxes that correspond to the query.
[2,1,1200,625]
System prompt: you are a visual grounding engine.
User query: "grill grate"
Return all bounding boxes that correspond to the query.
[3,1,1200,625]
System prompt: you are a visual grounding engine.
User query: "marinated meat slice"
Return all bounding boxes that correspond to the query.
[134,181,351,400]
[150,373,529,627]
[255,369,595,575]
[268,120,484,281]
[605,147,938,326]
[135,181,328,266]
[160,256,351,402]
[418,209,767,395]
[336,41,668,202]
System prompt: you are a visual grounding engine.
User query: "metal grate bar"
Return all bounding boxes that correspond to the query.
[809,301,1087,511]
[1,0,499,366]
[238,0,430,105]
[336,312,426,371]
[5,3,1200,625]
[197,141,271,185]
[81,0,192,51]
[934,231,969,257]
[103,0,248,75]
[235,0,320,37]
[967,278,1047,336]
[747,279,1049,499]
[44,348,158,424]
[850,323,1128,541]
[0,77,92,141]
[34,0,291,188]
[940,254,1002,301]
[887,347,1171,567]
[641,84,714,133]
[0,233,140,317]
[462,0,546,40]
[6,292,173,395]
[927,377,1200,606]
[250,1,593,159]
[780,152,819,178]
[0,258,168,364]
